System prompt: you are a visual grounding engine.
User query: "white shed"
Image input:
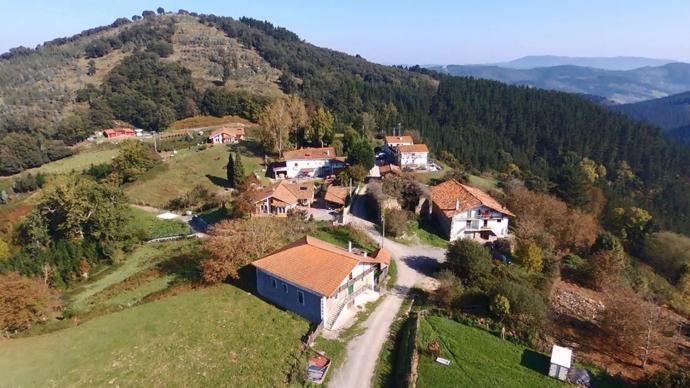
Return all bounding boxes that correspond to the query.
[549,345,572,381]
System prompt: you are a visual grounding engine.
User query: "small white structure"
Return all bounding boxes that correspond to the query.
[549,345,573,381]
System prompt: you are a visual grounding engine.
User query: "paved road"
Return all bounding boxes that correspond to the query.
[329,186,445,388]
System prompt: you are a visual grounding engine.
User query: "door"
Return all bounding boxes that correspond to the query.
[348,284,354,295]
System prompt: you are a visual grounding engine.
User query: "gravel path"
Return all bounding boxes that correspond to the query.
[329,187,445,388]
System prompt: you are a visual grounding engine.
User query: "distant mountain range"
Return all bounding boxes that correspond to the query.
[428,61,690,103]
[489,55,677,71]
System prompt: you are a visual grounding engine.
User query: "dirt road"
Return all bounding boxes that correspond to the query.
[329,186,445,388]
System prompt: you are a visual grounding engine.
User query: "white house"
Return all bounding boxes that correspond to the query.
[430,179,514,242]
[248,180,315,216]
[252,236,391,329]
[272,147,346,179]
[396,144,429,169]
[208,127,245,144]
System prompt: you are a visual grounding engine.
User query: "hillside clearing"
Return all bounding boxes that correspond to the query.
[0,147,118,179]
[0,285,309,387]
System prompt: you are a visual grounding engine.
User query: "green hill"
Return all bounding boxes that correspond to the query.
[0,284,309,387]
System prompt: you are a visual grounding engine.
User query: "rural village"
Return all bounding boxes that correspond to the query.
[1,9,689,388]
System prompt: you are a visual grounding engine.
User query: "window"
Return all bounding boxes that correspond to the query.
[298,291,305,305]
[271,278,277,288]
[466,220,471,227]
[282,283,288,293]
[483,220,488,227]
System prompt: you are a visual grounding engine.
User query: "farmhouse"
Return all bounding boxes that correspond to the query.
[430,179,514,242]
[103,128,135,138]
[248,180,315,216]
[396,144,429,169]
[252,236,391,329]
[272,147,347,179]
[208,127,245,144]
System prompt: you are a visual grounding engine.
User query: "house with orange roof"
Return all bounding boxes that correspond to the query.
[248,180,315,216]
[396,143,429,169]
[208,127,245,144]
[272,147,347,179]
[430,179,514,242]
[324,185,350,208]
[252,236,391,328]
[103,127,136,138]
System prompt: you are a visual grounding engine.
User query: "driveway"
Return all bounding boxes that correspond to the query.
[329,186,445,388]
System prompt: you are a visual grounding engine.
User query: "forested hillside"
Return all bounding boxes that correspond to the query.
[2,11,690,234]
[613,91,690,131]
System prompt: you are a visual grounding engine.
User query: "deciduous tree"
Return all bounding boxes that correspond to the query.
[445,239,492,286]
[0,272,60,333]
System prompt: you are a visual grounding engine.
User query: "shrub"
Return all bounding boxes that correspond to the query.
[641,368,690,388]
[85,163,114,181]
[493,280,547,330]
[641,232,690,284]
[562,253,587,279]
[13,173,46,193]
[383,208,408,238]
[445,239,492,286]
[0,272,60,333]
[432,270,464,308]
[515,240,543,273]
[490,294,510,321]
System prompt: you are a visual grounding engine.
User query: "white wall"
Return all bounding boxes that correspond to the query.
[398,152,428,167]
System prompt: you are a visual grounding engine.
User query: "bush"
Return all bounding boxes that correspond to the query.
[432,270,464,308]
[515,240,543,273]
[493,280,547,330]
[562,253,587,278]
[146,40,174,57]
[84,163,115,181]
[490,294,510,321]
[13,173,46,193]
[641,232,690,284]
[445,239,492,286]
[0,272,61,334]
[383,209,408,238]
[641,368,690,388]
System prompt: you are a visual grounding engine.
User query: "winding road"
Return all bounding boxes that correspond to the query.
[328,185,446,388]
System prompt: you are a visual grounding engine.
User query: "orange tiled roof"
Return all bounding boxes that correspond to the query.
[248,180,314,206]
[378,164,402,176]
[210,127,245,138]
[324,185,349,206]
[431,179,514,217]
[283,147,337,161]
[371,248,392,266]
[397,144,429,153]
[252,236,384,296]
[385,135,414,145]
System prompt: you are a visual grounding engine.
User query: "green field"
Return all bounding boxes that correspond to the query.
[416,316,564,388]
[0,284,309,387]
[125,144,267,208]
[9,148,119,178]
[128,207,192,239]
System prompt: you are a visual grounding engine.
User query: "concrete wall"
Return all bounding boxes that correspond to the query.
[256,269,323,323]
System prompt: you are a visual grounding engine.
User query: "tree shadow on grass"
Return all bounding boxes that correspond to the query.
[206,174,230,188]
[520,349,550,375]
[158,251,203,283]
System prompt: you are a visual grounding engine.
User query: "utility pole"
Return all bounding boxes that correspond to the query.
[381,213,385,248]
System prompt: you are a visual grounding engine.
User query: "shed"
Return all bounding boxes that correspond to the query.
[549,345,573,381]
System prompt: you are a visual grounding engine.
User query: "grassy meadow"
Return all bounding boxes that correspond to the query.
[416,316,564,388]
[0,284,309,387]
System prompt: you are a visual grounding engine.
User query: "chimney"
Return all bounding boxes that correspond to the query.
[363,252,368,258]
[455,198,460,210]
[348,241,352,253]
[326,149,330,155]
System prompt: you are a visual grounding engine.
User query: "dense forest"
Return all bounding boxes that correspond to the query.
[2,12,690,234]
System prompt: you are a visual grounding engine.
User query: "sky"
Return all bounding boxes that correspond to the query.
[1,0,689,65]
